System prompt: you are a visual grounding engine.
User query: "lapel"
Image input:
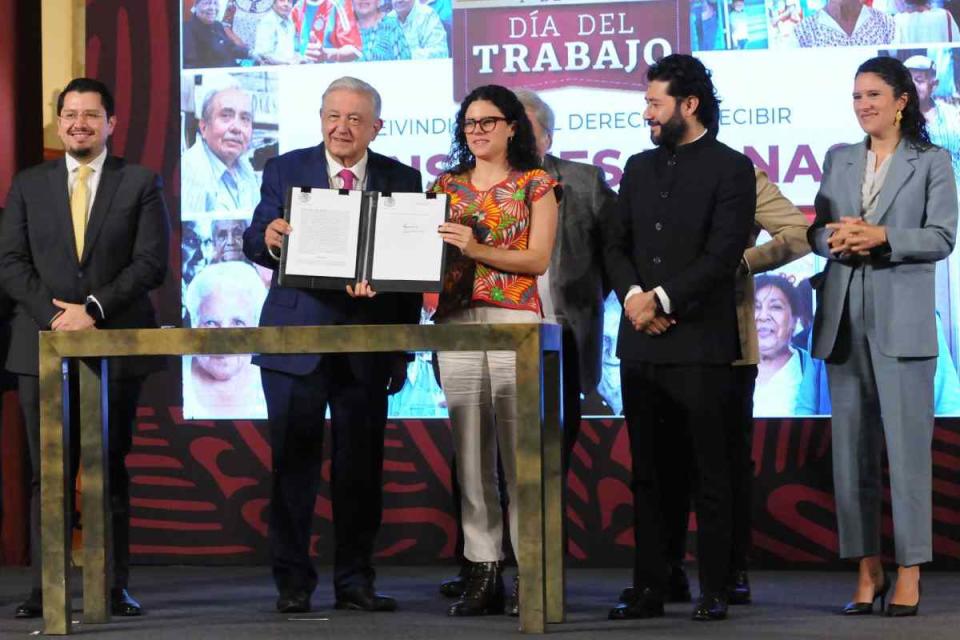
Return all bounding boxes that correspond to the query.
[842,142,867,220]
[81,156,123,265]
[47,159,79,263]
[312,144,331,188]
[365,150,386,192]
[873,142,917,224]
[542,155,565,261]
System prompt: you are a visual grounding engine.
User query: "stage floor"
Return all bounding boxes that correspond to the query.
[1,566,957,639]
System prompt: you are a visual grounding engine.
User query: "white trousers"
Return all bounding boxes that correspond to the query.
[437,306,539,563]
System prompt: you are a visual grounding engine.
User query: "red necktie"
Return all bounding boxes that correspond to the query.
[338,168,356,190]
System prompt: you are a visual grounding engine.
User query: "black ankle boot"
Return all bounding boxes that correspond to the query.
[439,562,472,598]
[447,561,505,616]
[506,575,519,617]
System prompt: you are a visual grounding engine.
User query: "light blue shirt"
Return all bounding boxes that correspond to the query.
[181,139,260,214]
[392,2,448,59]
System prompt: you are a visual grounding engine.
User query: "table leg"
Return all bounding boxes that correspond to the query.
[542,348,565,623]
[41,354,72,635]
[515,329,546,633]
[80,359,111,623]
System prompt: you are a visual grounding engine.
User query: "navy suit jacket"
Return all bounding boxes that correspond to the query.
[243,143,423,380]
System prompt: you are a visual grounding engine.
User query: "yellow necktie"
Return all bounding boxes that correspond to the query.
[71,164,93,257]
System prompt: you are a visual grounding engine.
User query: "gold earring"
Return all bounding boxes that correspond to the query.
[895,110,902,126]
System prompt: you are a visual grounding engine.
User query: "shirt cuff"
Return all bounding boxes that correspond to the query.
[267,244,281,262]
[653,286,671,315]
[740,255,751,275]
[624,285,644,301]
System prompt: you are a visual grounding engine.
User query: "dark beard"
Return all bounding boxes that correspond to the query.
[650,110,688,150]
[68,146,94,159]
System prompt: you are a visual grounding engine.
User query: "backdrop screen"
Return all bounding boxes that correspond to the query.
[179,0,960,419]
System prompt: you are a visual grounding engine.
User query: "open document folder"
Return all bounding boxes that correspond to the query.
[279,187,451,293]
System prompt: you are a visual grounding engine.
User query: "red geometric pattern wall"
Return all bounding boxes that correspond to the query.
[86,1,960,570]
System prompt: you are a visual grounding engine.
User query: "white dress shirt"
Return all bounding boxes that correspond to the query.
[325,149,369,190]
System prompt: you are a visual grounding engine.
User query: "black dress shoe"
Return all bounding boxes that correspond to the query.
[691,593,728,621]
[885,581,920,617]
[110,589,143,617]
[842,573,890,616]
[276,591,311,614]
[506,575,519,617]
[618,565,690,605]
[439,563,471,599]
[335,585,397,612]
[448,561,504,616]
[609,587,664,620]
[14,589,43,619]
[727,570,751,605]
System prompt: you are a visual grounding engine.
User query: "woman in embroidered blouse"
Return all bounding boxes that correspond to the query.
[432,85,558,617]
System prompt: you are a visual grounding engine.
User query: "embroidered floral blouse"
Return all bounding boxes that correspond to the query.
[431,168,557,316]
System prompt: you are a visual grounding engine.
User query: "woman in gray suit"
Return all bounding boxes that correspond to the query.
[809,56,957,617]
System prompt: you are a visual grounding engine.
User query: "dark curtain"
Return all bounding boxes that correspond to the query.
[0,0,42,566]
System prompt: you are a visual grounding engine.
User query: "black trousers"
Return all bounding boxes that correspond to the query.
[262,356,388,597]
[662,365,757,574]
[621,361,735,597]
[19,371,142,591]
[560,325,582,470]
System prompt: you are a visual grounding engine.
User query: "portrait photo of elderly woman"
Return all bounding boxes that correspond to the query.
[752,273,824,416]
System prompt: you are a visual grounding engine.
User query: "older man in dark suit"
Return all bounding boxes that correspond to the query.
[0,78,170,619]
[243,76,421,615]
[514,89,616,466]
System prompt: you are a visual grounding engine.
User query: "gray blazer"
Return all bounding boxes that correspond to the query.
[809,140,957,359]
[542,154,616,392]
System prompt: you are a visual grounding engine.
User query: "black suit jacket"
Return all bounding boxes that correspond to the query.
[0,156,170,378]
[243,144,423,382]
[603,135,755,364]
[543,155,616,392]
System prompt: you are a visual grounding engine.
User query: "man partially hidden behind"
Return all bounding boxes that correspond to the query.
[0,77,170,618]
[603,54,755,622]
[242,76,421,614]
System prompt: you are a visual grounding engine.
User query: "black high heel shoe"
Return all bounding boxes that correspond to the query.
[841,573,890,615]
[885,581,921,617]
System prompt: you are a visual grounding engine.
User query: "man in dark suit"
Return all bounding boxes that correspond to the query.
[0,78,169,618]
[603,54,755,622]
[0,282,12,538]
[242,76,421,614]
[515,89,615,466]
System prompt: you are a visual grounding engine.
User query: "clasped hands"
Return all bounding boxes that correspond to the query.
[624,290,675,336]
[51,299,95,331]
[826,217,887,257]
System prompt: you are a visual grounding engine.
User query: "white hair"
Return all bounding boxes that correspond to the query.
[184,261,267,327]
[513,88,555,137]
[322,76,382,119]
[198,74,252,123]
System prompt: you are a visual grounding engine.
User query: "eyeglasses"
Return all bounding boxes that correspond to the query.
[463,116,509,134]
[59,110,105,123]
